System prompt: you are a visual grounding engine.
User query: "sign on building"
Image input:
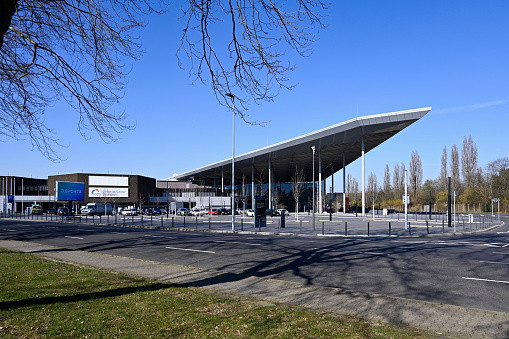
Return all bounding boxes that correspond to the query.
[56,181,85,201]
[89,187,129,198]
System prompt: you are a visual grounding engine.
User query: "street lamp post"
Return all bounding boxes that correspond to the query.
[226,93,235,231]
[312,146,315,230]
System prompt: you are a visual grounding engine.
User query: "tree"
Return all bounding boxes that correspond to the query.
[383,164,391,200]
[290,166,305,220]
[2,1,329,160]
[392,163,401,199]
[367,172,379,210]
[450,144,461,192]
[440,146,448,190]
[461,135,478,189]
[409,150,423,199]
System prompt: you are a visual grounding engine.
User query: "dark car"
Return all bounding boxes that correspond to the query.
[221,208,232,215]
[47,208,57,215]
[57,207,69,216]
[152,208,162,215]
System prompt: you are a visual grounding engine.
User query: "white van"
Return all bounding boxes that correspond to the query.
[81,203,113,216]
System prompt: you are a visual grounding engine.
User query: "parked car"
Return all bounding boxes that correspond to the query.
[246,209,255,217]
[152,208,162,215]
[57,207,69,216]
[47,208,57,215]
[208,208,220,215]
[122,208,138,216]
[221,208,232,215]
[176,208,191,216]
[275,209,289,216]
[191,208,204,216]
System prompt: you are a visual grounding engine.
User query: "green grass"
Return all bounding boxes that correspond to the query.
[0,249,428,338]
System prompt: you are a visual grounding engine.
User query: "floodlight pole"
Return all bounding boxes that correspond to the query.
[404,169,408,230]
[226,93,235,231]
[312,146,316,230]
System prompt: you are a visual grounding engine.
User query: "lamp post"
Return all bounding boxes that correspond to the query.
[312,146,315,230]
[226,93,235,231]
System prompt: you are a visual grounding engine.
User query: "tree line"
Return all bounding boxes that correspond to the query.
[346,136,508,213]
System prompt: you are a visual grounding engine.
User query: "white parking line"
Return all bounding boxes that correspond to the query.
[314,248,388,256]
[462,277,509,284]
[213,240,261,246]
[480,261,509,265]
[165,246,215,254]
[64,236,84,240]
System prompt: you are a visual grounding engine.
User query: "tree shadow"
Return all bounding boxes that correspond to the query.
[0,283,173,311]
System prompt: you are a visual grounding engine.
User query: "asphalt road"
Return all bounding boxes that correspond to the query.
[1,215,508,314]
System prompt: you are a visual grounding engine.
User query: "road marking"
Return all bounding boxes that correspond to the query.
[165,246,215,254]
[314,248,388,256]
[64,236,84,240]
[480,261,509,265]
[493,252,509,255]
[143,235,164,238]
[111,232,129,234]
[4,229,16,232]
[213,240,261,246]
[462,277,509,284]
[76,229,95,232]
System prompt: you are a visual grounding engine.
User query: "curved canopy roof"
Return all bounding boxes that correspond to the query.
[172,107,431,185]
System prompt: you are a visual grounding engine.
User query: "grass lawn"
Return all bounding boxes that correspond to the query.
[0,249,428,338]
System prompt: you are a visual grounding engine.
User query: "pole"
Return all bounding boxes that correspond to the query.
[454,191,457,232]
[312,146,316,230]
[226,93,236,231]
[404,169,408,230]
[447,177,452,228]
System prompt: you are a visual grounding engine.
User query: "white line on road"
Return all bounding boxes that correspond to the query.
[213,240,261,246]
[64,236,84,240]
[479,261,509,265]
[493,252,509,255]
[165,246,215,254]
[111,232,129,234]
[314,248,388,256]
[462,277,509,284]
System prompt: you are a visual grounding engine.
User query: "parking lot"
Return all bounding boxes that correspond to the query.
[1,210,499,237]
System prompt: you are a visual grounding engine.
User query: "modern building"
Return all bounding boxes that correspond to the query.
[170,108,431,213]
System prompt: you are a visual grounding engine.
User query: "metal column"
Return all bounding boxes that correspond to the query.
[318,149,322,214]
[361,135,365,216]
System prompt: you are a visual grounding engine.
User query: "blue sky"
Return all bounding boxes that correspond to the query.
[2,1,508,192]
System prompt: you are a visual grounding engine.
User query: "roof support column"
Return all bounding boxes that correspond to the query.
[331,164,334,213]
[251,166,255,208]
[268,159,272,211]
[319,149,322,214]
[343,153,346,214]
[362,135,365,216]
[221,167,224,196]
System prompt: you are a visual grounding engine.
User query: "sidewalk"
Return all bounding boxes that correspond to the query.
[1,239,508,338]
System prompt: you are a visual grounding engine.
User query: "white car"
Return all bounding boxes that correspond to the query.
[122,208,138,216]
[191,208,204,216]
[276,209,290,216]
[246,209,255,217]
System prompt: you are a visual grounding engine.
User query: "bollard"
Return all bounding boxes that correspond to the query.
[172,217,174,228]
[141,215,143,227]
[344,221,348,236]
[241,218,243,231]
[367,222,370,236]
[389,222,391,236]
[151,215,153,227]
[183,216,186,228]
[161,215,163,227]
[442,219,445,233]
[426,220,429,234]
[195,217,198,230]
[208,217,211,231]
[300,220,302,234]
[99,215,101,225]
[408,222,411,235]
[322,221,324,236]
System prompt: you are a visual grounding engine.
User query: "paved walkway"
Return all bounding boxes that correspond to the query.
[2,238,509,338]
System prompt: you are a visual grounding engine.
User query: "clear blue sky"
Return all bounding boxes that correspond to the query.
[2,1,508,192]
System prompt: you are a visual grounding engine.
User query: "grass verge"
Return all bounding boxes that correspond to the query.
[0,249,429,338]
